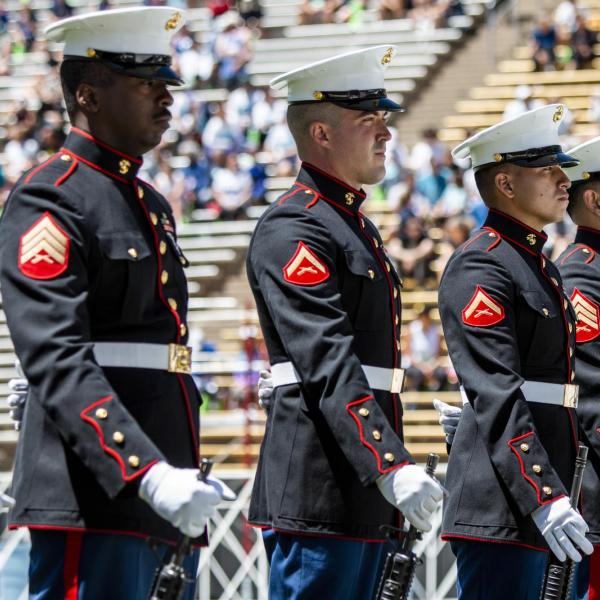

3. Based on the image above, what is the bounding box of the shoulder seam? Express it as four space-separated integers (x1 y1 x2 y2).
24 153 62 184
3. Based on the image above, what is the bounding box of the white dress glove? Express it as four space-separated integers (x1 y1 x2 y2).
376 464 445 532
7 360 28 431
0 491 15 513
531 496 593 562
432 398 462 444
139 461 236 538
257 369 273 411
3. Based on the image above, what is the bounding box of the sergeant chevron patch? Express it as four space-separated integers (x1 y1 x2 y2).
283 241 330 286
18 212 70 279
570 288 600 343
462 285 505 327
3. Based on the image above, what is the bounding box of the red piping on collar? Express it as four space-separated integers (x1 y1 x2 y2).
70 127 142 164
488 208 548 240
62 148 130 185
295 181 356 216
54 157 78 187
302 162 366 198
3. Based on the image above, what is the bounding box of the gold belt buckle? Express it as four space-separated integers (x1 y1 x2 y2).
562 383 578 408
390 368 405 394
168 343 192 374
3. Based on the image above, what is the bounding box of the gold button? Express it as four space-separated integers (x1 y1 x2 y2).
372 430 382 441
542 308 549 317
180 323 187 337
113 431 125 444
128 248 138 259
571 370 575 380
161 270 169 285
543 485 553 496
86 47 96 58
384 452 395 463
488 232 496 238
532 465 542 475
304 189 312 194
360 219 365 228
373 238 379 248
541 258 546 269
570 348 574 357
386 263 391 272
583 248 591 254
159 241 167 255
138 187 144 199
368 269 375 279
394 288 398 299
358 408 369 417
569 323 573 333
168 298 177 310
180 256 186 265
128 455 140 468
395 315 399 325
551 277 559 287
95 408 108 419
150 212 158 225
60 153 71 162
396 340 401 351
520 443 529 453
564 300 568 310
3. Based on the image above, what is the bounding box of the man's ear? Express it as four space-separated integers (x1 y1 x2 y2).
309 122 331 149
495 170 515 199
75 83 99 114
582 187 600 218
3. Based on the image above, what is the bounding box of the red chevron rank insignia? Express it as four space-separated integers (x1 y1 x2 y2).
570 288 600 343
18 212 70 280
283 241 330 286
462 285 505 327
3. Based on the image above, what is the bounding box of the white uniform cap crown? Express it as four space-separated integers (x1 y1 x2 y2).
270 45 399 105
44 7 185 58
452 104 573 170
564 137 600 183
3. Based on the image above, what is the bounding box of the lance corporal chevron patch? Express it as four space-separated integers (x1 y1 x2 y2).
283 241 330 286
462 285 505 327
18 212 70 279
570 288 600 343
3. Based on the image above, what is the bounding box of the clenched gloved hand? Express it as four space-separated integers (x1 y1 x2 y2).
432 398 462 444
257 369 273 411
139 461 236 538
7 359 27 431
377 464 445 532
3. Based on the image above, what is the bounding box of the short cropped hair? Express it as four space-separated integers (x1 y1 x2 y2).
60 60 116 118
473 163 514 206
286 103 342 157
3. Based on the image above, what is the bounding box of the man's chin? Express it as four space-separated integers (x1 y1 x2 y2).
360 167 386 187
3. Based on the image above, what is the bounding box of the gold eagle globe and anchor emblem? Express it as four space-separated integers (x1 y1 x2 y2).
526 233 537 246
165 12 182 31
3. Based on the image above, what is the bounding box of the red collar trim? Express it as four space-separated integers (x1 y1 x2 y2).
302 161 366 199
69 127 142 165
488 208 548 240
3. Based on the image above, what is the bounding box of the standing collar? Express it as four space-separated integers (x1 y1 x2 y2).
484 208 548 254
62 127 142 183
575 226 600 254
297 162 366 214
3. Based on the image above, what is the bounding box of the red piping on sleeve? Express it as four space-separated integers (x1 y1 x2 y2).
80 396 158 482
346 395 409 475
507 431 545 504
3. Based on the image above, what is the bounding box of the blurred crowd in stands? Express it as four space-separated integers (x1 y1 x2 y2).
0 0 595 398
531 0 598 70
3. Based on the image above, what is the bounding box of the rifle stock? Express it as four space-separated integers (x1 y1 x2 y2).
539 444 588 600
374 453 440 600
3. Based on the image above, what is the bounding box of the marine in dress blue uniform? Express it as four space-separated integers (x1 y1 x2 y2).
246 46 444 600
0 8 233 599
438 105 593 600
557 137 600 600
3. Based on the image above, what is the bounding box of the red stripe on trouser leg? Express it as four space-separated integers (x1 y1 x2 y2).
63 532 83 600
590 545 600 600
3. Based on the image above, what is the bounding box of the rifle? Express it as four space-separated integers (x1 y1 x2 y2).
148 458 213 600
374 453 440 600
539 444 588 600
